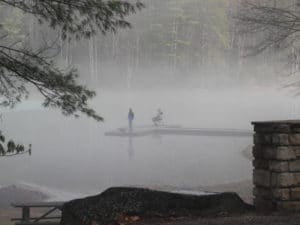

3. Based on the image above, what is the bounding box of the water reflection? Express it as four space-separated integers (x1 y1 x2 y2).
128 136 134 158
127 134 164 158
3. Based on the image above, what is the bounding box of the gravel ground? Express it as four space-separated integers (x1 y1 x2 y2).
136 214 300 225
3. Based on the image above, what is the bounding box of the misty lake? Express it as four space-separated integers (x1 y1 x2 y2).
0 88 299 200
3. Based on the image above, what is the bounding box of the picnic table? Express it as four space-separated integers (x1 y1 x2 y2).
11 201 65 225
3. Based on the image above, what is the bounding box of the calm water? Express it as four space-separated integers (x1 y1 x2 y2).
0 88 298 199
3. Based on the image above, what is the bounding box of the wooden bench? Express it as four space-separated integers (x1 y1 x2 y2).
11 201 65 225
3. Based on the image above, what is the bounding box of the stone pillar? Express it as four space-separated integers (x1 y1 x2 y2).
252 121 300 212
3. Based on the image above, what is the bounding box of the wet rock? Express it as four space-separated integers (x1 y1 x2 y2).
60 187 253 225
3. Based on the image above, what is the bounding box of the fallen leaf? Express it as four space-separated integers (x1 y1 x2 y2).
130 216 140 222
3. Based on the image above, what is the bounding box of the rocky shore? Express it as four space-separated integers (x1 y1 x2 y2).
61 187 253 225
59 186 300 225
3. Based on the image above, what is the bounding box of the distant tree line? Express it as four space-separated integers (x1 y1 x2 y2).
45 0 286 89
5 0 296 90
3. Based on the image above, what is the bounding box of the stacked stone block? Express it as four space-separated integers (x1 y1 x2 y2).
252 121 300 211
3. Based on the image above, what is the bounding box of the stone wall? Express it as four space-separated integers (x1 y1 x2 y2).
252 121 300 211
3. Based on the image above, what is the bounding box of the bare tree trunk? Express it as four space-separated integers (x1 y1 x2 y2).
170 16 178 73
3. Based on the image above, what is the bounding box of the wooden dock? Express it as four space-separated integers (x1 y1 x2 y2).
105 125 253 138
11 201 65 225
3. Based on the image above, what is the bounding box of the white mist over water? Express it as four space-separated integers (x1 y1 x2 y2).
0 87 299 200
17 182 85 201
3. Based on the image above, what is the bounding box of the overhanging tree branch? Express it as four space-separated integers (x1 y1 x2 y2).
0 0 144 156
1 0 144 40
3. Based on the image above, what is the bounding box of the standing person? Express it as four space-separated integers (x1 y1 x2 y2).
128 108 134 132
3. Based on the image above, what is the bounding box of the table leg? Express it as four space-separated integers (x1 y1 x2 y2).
22 207 30 222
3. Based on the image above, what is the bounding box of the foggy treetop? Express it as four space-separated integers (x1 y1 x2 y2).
236 0 300 56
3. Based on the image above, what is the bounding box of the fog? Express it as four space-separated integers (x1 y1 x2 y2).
0 87 299 200
1 0 300 201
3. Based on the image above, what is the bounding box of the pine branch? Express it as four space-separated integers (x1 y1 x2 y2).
0 0 144 40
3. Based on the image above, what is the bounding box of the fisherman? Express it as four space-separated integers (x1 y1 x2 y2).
128 108 134 131
152 109 163 126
